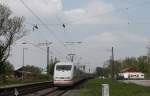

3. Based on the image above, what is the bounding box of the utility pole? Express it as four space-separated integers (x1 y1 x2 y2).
67 53 76 62
22 48 25 81
147 43 150 65
47 46 50 71
22 48 25 68
20 42 28 81
64 41 82 62
22 47 28 81
111 46 115 79
38 42 52 74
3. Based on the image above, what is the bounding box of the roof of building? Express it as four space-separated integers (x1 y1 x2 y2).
120 67 139 73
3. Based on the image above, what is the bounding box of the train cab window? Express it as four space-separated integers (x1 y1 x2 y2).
56 65 72 71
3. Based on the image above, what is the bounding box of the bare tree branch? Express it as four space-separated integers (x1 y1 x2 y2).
0 4 25 64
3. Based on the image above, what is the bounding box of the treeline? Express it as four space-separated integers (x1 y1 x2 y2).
0 57 59 85
0 61 51 84
96 55 150 77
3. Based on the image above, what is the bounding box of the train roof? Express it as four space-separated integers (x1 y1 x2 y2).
55 62 74 65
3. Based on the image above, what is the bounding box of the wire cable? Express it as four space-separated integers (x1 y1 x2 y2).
19 0 69 55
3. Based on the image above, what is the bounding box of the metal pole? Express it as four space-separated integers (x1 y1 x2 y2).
22 48 25 81
147 45 150 65
38 42 52 74
111 47 114 79
23 48 25 67
68 54 75 62
47 46 49 74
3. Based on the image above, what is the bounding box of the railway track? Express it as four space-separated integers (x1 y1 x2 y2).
44 88 68 96
0 81 53 96
0 81 82 96
44 78 89 96
0 76 93 96
0 80 83 96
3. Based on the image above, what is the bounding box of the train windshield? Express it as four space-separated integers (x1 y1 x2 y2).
56 65 72 71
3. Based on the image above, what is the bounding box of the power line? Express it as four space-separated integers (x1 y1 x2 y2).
19 0 69 54
25 22 61 26
30 43 46 52
23 0 150 26
42 2 66 28
15 42 47 52
15 42 67 63
34 42 67 59
51 46 66 57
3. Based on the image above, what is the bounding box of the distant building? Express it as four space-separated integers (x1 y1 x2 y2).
118 67 144 80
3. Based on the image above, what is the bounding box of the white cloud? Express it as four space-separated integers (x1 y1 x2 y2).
86 0 114 15
63 0 115 24
6 0 119 24
85 32 148 46
6 0 62 18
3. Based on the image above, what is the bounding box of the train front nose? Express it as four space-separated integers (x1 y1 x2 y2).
54 76 73 86
53 63 73 86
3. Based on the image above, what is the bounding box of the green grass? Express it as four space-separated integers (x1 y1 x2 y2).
80 78 150 96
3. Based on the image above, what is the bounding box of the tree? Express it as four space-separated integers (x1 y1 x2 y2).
122 57 137 68
0 61 14 80
137 56 148 73
21 65 42 75
114 60 122 74
47 57 59 75
95 67 104 76
4 61 14 76
0 4 25 82
102 60 112 78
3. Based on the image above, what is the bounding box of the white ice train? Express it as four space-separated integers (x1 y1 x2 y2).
53 62 84 86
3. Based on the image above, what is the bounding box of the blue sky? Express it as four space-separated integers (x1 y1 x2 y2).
1 0 150 72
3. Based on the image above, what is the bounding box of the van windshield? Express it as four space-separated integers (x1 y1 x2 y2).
56 65 72 71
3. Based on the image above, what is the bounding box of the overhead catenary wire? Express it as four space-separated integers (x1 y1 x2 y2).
23 0 150 27
19 0 61 41
19 0 69 55
50 46 68 61
18 0 150 63
15 42 66 62
15 42 46 52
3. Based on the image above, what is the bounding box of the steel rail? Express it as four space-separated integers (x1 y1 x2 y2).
43 89 68 96
0 81 53 96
